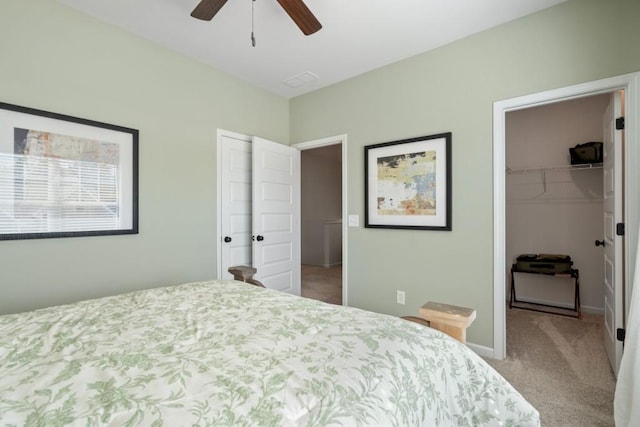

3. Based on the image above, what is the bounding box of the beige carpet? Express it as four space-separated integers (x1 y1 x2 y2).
485 309 616 426
301 264 342 305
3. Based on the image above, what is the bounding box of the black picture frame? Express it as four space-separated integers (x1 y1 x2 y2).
0 101 139 240
364 132 451 230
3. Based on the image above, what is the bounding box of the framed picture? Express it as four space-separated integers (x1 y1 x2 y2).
0 102 138 240
365 132 451 230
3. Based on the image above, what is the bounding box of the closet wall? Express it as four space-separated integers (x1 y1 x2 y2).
506 94 610 313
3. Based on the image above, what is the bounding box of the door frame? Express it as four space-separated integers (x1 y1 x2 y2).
293 134 349 306
493 72 640 359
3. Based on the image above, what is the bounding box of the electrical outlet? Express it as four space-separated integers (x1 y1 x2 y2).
396 290 405 305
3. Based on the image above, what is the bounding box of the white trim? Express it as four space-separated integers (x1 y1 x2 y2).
293 134 346 151
493 72 640 359
467 342 495 359
216 129 251 279
493 104 508 360
583 305 605 316
293 135 349 306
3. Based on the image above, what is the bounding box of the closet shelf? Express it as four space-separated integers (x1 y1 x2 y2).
506 163 603 175
507 163 603 194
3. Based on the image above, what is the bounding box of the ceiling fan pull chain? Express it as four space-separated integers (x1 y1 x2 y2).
251 0 256 47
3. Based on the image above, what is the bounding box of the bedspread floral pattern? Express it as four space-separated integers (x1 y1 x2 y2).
0 281 539 426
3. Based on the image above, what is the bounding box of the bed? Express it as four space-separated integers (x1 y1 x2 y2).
0 279 539 426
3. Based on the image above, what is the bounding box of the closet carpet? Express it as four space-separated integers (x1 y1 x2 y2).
301 264 342 305
485 309 616 426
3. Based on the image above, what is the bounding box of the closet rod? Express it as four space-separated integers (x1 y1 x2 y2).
506 163 603 175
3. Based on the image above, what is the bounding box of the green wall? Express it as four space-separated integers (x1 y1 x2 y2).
290 0 640 348
0 0 289 314
3 0 640 350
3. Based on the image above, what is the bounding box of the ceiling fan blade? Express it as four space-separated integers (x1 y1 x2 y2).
276 0 322 35
191 0 229 21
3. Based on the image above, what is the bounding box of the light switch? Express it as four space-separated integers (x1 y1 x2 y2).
348 215 359 227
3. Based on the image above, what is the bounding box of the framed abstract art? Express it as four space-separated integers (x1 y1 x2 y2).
364 132 451 230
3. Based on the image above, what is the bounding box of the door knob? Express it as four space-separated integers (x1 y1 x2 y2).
256 235 264 241
224 236 232 243
595 239 605 247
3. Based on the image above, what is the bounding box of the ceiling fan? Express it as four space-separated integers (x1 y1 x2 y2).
191 0 322 36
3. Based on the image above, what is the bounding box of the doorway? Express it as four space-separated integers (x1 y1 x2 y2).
493 72 640 363
505 94 610 317
504 94 616 386
299 144 343 304
293 135 348 306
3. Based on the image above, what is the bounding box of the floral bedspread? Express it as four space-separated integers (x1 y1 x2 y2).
0 281 539 426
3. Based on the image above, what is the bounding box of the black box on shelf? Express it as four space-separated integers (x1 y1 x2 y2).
569 142 603 165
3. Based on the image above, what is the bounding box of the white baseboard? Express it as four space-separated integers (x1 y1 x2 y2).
467 342 495 359
581 305 604 315
508 297 604 316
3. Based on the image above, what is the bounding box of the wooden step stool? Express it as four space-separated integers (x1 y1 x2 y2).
419 301 476 343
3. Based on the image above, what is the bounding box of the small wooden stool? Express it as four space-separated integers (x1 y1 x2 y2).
419 301 476 343
401 316 431 327
228 266 265 288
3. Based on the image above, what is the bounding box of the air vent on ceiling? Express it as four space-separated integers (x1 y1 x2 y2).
282 71 318 88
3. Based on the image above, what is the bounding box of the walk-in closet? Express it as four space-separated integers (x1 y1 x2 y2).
506 94 611 315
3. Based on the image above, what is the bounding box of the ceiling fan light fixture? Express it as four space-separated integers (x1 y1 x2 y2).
275 0 322 35
190 0 321 36
191 0 228 20
251 0 256 47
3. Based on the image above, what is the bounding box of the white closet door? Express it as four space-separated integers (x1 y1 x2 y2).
219 135 253 279
603 90 624 376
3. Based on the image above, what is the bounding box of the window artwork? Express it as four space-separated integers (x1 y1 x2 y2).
0 102 138 240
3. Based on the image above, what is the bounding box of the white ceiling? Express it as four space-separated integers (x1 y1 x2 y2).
57 0 567 99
